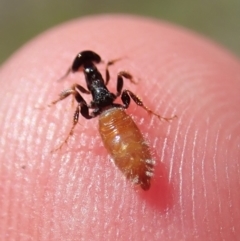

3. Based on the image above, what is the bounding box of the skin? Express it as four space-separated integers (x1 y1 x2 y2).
0 15 239 240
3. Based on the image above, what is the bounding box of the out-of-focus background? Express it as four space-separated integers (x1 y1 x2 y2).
1 0 240 65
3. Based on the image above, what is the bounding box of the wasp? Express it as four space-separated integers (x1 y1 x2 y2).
50 50 175 190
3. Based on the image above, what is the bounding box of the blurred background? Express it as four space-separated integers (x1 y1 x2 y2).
1 0 239 65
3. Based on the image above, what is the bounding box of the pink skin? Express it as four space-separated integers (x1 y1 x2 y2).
0 15 240 240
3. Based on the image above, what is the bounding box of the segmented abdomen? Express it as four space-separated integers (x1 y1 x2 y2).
99 108 154 190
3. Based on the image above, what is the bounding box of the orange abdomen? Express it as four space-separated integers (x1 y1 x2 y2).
98 108 154 190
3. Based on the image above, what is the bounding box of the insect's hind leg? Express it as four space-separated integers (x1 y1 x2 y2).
121 89 176 121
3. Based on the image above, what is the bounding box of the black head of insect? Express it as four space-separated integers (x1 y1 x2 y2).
71 50 102 72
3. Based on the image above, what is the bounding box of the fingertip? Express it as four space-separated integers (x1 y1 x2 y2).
1 15 239 241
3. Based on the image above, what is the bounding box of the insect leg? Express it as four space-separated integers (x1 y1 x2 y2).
74 92 93 120
75 84 90 94
115 70 137 97
118 71 137 84
51 85 93 151
49 88 74 107
52 104 81 152
121 89 131 108
105 58 122 85
121 90 176 121
115 75 124 97
49 83 90 107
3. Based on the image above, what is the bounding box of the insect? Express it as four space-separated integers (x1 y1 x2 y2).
50 50 175 190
